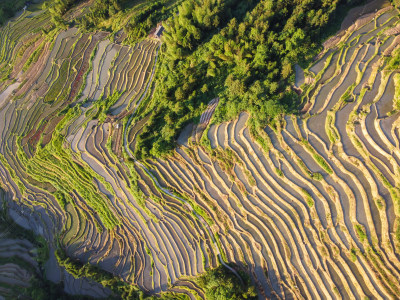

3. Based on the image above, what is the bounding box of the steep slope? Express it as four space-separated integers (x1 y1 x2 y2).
1 1 400 300
136 4 400 298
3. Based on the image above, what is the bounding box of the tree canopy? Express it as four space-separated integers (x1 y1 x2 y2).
197 265 257 300
0 0 26 25
135 0 364 159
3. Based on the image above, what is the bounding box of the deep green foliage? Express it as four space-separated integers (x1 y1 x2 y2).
94 91 122 123
56 246 198 300
312 172 323 181
301 139 333 174
197 265 257 300
0 0 26 26
45 0 173 33
77 0 177 37
124 1 166 42
16 105 120 230
44 0 82 28
135 0 360 159
77 0 123 30
45 0 81 15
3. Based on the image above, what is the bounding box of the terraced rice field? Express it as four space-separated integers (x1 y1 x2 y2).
135 5 400 298
0 199 38 299
2 2 400 299
0 6 168 297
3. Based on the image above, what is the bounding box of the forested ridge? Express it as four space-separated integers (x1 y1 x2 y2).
134 0 365 158
45 0 181 39
0 0 28 25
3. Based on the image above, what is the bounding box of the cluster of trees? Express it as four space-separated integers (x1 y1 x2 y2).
197 265 257 299
44 0 123 29
135 0 256 158
125 1 166 43
45 0 175 41
135 0 364 158
0 0 26 25
163 0 250 57
43 0 82 27
78 0 124 30
81 0 176 40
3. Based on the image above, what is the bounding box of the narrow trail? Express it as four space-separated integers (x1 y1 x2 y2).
123 44 243 284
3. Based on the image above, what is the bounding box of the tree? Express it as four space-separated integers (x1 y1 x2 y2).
197 265 257 300
135 0 359 159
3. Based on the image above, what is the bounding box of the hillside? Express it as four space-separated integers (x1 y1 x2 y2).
1 0 400 299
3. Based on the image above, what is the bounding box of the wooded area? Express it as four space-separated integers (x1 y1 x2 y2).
197 265 257 300
135 0 365 158
0 0 27 25
45 0 177 38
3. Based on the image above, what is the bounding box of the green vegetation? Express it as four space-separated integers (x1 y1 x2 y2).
326 113 339 143
135 0 365 158
45 0 180 37
55 247 145 299
301 189 314 208
25 277 95 300
77 0 135 31
312 172 323 181
124 1 176 43
17 105 120 230
387 46 400 70
354 224 367 243
0 201 92 300
275 168 284 177
44 0 82 28
2 1 400 299
390 0 400 9
197 265 257 300
23 41 46 72
0 0 26 25
375 197 384 210
94 91 122 123
301 139 333 174
56 247 198 300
